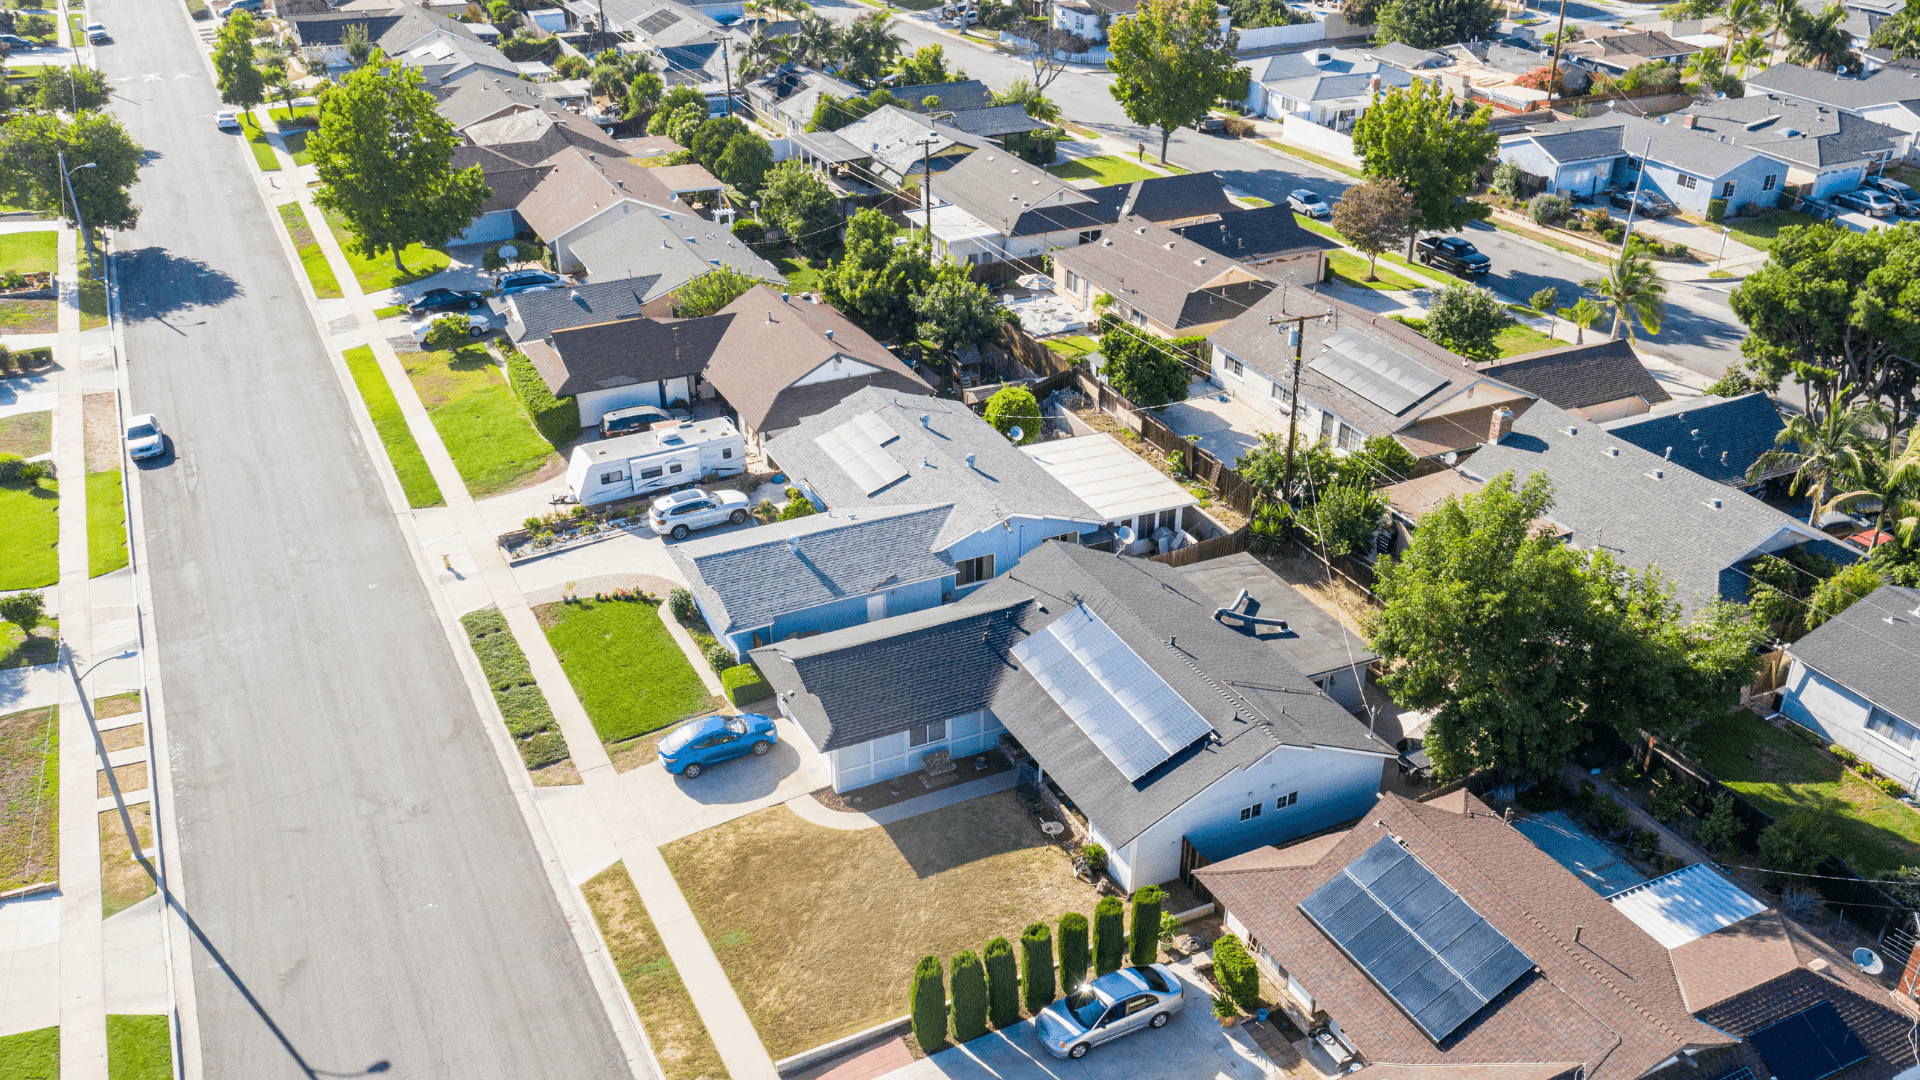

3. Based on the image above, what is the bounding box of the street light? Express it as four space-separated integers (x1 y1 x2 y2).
57 154 101 280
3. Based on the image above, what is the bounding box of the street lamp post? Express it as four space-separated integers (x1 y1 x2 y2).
56 151 100 280
1716 225 1730 273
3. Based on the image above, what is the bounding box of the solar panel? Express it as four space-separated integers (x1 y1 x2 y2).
1300 837 1533 1043
1750 1002 1869 1080
814 411 908 495
1010 605 1213 782
638 7 681 32
1307 330 1449 416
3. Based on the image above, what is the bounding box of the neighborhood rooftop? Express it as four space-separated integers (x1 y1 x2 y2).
1781 584 1920 727
1599 392 1788 488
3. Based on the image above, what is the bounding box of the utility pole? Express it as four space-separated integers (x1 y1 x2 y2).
57 150 99 281
1546 0 1570 106
1271 307 1331 500
1615 134 1653 261
918 135 937 236
721 38 733 117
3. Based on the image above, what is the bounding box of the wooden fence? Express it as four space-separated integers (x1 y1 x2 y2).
1085 377 1263 518
1150 527 1249 567
998 323 1083 380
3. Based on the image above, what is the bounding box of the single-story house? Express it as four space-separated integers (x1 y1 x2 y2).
1779 584 1920 791
433 70 565 131
1480 338 1671 422
832 105 986 185
564 206 784 301
1242 47 1415 131
509 148 688 272
504 277 656 346
1052 217 1275 338
286 9 406 65
1745 62 1920 162
745 64 867 136
645 163 727 203
1017 432 1206 554
1178 551 1377 712
450 110 638 243
397 32 521 90
521 312 730 426
1599 392 1792 493
1171 204 1339 283
755 541 1396 890
1673 93 1905 199
1050 0 1139 43
885 78 994 114
1562 28 1699 74
1499 113 1790 216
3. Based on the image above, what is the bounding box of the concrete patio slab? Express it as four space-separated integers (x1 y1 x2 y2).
785 770 1021 831
1159 386 1277 470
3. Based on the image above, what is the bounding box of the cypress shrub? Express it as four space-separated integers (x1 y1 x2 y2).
950 949 988 1042
984 936 1020 1028
1021 923 1056 1013
504 349 581 448
1129 885 1165 967
910 955 947 1053
1058 912 1089 991
1092 896 1126 977
1213 933 1259 1013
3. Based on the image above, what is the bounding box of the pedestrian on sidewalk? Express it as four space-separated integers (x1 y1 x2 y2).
1136 141 1144 162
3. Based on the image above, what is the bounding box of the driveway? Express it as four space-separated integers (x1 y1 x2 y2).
615 713 831 844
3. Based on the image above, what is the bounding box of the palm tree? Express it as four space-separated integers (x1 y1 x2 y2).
736 23 787 82
1748 394 1888 525
1824 423 1920 544
991 78 1061 124
1730 32 1771 77
342 22 373 67
794 12 839 69
1557 298 1603 344
1579 248 1666 340
1686 45 1725 86
1766 0 1796 60
841 11 904 86
1785 2 1857 70
1721 0 1768 63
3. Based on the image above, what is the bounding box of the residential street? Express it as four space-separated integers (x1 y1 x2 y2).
98 3 632 1078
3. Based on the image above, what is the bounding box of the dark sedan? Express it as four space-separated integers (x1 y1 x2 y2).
406 288 486 315
1608 189 1674 218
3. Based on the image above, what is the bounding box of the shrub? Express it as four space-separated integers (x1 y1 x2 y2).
1129 886 1165 967
754 498 776 521
1222 116 1256 137
0 453 49 484
1696 794 1740 853
1517 780 1566 812
731 218 767 246
668 587 696 623
1491 160 1522 200
1528 192 1570 225
1058 912 1089 991
423 315 472 351
1092 896 1126 976
910 955 947 1053
1021 923 1056 1013
1650 780 1690 823
505 349 581 448
1706 197 1727 224
984 936 1020 1028
779 497 816 520
1577 779 1596 812
984 385 1042 445
949 949 988 1043
1759 812 1834 878
1594 795 1628 832
1878 777 1904 797
1657 853 1685 873
0 591 46 635
702 639 735 673
1602 226 1624 243
1829 743 1856 765
1777 884 1824 921
521 730 569 768
1212 933 1259 1013
1081 842 1107 871
721 663 771 705
1632 828 1660 852
1529 286 1558 314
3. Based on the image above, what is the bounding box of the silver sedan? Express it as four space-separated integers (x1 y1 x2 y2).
1034 965 1186 1059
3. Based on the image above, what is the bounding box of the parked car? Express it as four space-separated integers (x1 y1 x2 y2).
406 288 486 315
1607 189 1673 218
657 713 778 778
1414 235 1492 276
407 311 496 344
85 22 108 42
1195 116 1225 133
125 414 166 460
0 33 35 49
600 403 691 438
648 487 751 539
1286 189 1331 218
215 110 241 130
495 268 563 297
1865 174 1920 214
219 0 264 17
1833 187 1898 218
1035 965 1185 1060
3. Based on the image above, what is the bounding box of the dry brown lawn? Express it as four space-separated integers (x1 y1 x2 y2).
662 790 1104 1059
97 762 147 799
0 704 58 892
83 392 119 472
99 725 145 753
94 692 142 719
582 864 727 1080
0 410 50 458
1257 547 1376 639
100 804 156 917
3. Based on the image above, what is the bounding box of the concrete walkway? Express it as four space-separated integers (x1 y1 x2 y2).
784 770 1021 831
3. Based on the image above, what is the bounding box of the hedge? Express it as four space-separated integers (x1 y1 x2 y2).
910 955 947 1053
505 348 581 449
1213 933 1259 1013
1092 895 1126 977
984 936 1020 1029
1706 197 1727 224
1129 885 1165 968
950 949 988 1043
460 608 567 770
1059 912 1089 991
1021 923 1056 1014
721 662 771 705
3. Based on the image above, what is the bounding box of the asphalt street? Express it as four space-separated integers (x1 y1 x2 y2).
98 4 632 1078
810 0 1745 380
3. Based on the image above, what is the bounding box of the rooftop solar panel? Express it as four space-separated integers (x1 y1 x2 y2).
1299 837 1534 1043
1307 330 1448 417
1010 605 1212 782
1751 1002 1869 1080
814 411 908 495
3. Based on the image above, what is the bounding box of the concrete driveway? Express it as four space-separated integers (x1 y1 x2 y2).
1160 383 1277 470
615 713 831 844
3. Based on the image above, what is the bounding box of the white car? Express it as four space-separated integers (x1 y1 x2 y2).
649 488 751 540
125 414 165 460
409 311 497 344
1287 188 1331 218
85 21 108 42
215 110 241 131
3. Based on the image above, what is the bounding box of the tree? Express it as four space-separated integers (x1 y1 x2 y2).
1303 482 1389 558
33 66 109 114
1580 246 1666 341
0 591 44 636
1696 794 1741 853
1728 222 1920 426
647 85 709 136
914 269 1004 354
213 12 266 121
1372 0 1498 48
1351 80 1497 257
897 44 961 85
308 66 491 272
1105 0 1245 164
842 11 905 86
1871 0 1920 58
1059 912 1090 991
0 111 144 230
624 72 665 122
809 88 903 132
489 0 514 24
1422 281 1511 361
911 955 947 1051
1759 811 1835 881
1128 886 1164 968
984 386 1043 445
993 78 1062 124
823 209 937 340
263 59 301 122
676 266 760 318
1020 923 1056 1013
1212 933 1259 1013
1227 0 1302 28
1748 399 1886 524
1827 426 1920 548
1237 431 1336 503
1530 286 1559 315
794 11 841 69
1098 320 1189 407
715 131 773 194
759 160 839 256
983 937 1020 1029
736 22 787 82
1329 177 1412 281
1092 896 1126 976
949 949 988 1042
341 22 375 66
1786 1 1858 70
1807 560 1884 631
1558 297 1602 344
1337 433 1418 488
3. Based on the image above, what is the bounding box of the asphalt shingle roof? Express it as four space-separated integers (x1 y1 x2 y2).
930 149 1112 237
1050 217 1274 331
289 10 404 46
888 79 994 113
1786 584 1920 722
1746 62 1920 113
1678 93 1905 168
1173 205 1343 264
1480 339 1671 413
1513 113 1771 177
941 104 1048 138
1599 392 1786 488
525 313 731 396
566 204 785 287
704 289 931 436
505 278 657 344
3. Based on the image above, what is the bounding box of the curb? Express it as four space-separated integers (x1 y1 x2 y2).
0 881 58 900
776 1014 915 1077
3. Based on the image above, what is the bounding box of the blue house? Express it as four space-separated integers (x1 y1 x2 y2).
1499 114 1789 217
1779 585 1920 793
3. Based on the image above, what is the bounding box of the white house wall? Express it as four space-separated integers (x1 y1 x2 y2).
943 516 1102 596
1780 659 1920 789
826 708 1007 791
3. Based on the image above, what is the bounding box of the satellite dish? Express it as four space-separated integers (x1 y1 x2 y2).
1007 426 1024 443
1855 948 1884 975
1112 525 1135 555
498 244 519 260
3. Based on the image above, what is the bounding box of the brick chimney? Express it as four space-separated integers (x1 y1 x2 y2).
1490 407 1516 444
1683 113 1697 128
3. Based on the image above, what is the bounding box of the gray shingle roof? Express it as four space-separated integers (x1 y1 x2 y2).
1746 62 1920 113
1050 216 1275 331
506 277 658 344
1678 93 1905 168
835 106 986 177
1367 41 1446 69
1480 339 1671 413
289 10 404 47
931 149 1114 238
1514 113 1772 178
1172 205 1340 264
1460 401 1833 614
1786 585 1920 723
567 204 786 287
888 79 994 113
1177 552 1377 680
525 313 731 396
670 505 956 639
941 104 1048 138
1600 392 1787 488
766 388 1100 550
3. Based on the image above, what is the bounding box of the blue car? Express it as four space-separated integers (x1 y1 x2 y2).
658 713 777 778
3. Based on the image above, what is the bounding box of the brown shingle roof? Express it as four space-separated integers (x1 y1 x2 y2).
1051 216 1274 331
1667 909 1800 1013
530 314 733 396
704 286 933 434
513 148 683 239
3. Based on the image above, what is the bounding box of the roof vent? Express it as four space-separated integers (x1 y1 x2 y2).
1166 241 1177 250
1566 425 1579 436
1664 446 1672 460
1690 428 1701 439
663 239 672 248
787 536 799 554
1195 256 1207 265
825 329 834 341
920 413 931 428
1606 447 1619 456
966 452 977 468
1137 226 1147 234
782 292 790 302
1651 468 1665 479
1707 498 1723 509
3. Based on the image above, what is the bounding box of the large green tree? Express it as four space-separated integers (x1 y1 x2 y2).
1871 0 1920 58
1785 2 1858 70
213 11 266 119
33 67 108 114
821 208 936 340
308 66 491 271
1328 176 1411 281
1351 79 1497 257
1105 0 1246 164
759 160 840 255
1373 0 1499 47
842 11 905 86
0 111 143 230
1098 318 1191 407
913 267 1004 354
1422 281 1511 361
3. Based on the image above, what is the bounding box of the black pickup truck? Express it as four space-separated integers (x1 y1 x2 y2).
1414 235 1492 277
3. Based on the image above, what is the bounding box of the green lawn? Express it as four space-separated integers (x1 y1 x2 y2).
768 250 823 295
281 128 313 167
323 209 451 292
278 202 341 299
1724 210 1820 253
0 230 56 275
0 410 50 457
583 864 728 1080
1329 251 1424 291
106 1014 172 1080
1048 154 1159 186
76 230 106 329
0 478 58 590
402 343 558 497
1691 710 1920 877
0 1026 57 1080
1494 320 1560 358
342 345 443 508
373 304 405 319
245 122 281 171
88 469 127 577
542 598 712 744
1258 138 1363 179
1 616 58 669
1046 333 1099 363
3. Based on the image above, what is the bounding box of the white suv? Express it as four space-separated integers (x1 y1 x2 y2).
649 488 751 540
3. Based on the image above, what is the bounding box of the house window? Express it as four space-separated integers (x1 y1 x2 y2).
1240 802 1263 821
639 466 664 480
1053 532 1081 544
1077 231 1102 244
908 719 947 747
1271 380 1290 402
956 554 995 586
1625 156 1642 171
1866 708 1917 751
1228 357 1245 378
1676 173 1698 189
1337 424 1361 452
1319 411 1335 440
1129 309 1147 328
1763 174 1778 191
1276 791 1299 810
1721 181 1736 198
599 470 625 484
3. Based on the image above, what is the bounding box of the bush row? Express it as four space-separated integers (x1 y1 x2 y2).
720 662 770 705
504 348 582 449
460 608 568 769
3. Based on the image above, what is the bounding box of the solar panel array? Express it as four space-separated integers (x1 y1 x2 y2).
1307 330 1448 416
814 411 907 496
1750 1001 1868 1080
1010 605 1213 782
1300 837 1534 1043
638 8 682 33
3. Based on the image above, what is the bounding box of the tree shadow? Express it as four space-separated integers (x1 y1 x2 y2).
112 247 243 322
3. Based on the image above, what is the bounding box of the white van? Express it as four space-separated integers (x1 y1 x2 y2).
566 417 746 505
